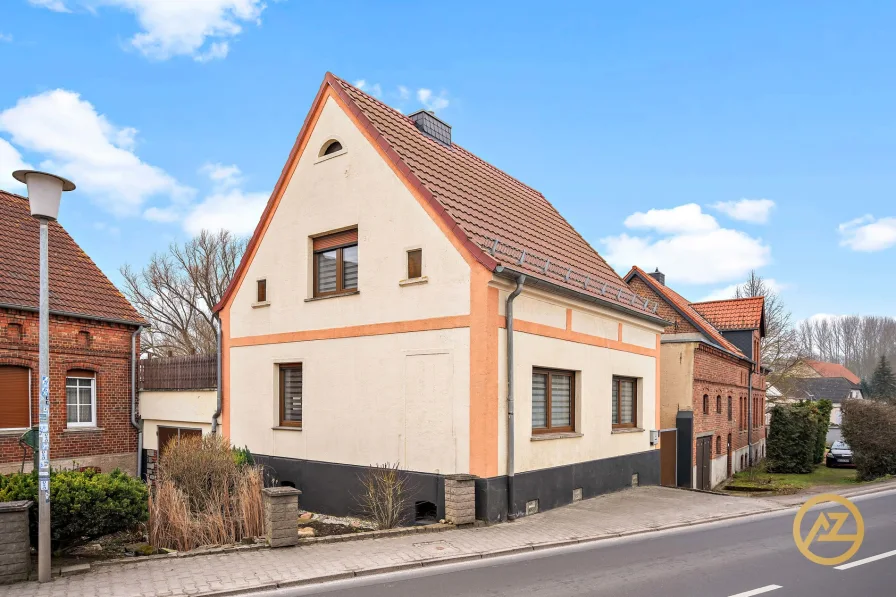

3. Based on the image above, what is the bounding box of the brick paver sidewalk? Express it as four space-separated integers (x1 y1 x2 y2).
2 487 784 597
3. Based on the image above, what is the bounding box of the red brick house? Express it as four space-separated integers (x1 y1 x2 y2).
624 267 766 490
0 190 144 475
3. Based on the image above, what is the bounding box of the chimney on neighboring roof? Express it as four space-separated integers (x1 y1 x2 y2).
649 268 665 285
409 110 451 146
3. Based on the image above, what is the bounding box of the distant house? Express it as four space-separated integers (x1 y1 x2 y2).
779 377 863 444
624 268 767 490
213 73 668 522
0 190 145 474
791 358 861 385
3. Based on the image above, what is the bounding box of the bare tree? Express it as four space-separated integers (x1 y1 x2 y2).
734 271 804 390
121 230 246 357
797 315 896 382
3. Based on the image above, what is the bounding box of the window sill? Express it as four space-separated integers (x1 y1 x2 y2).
398 276 428 287
611 427 645 434
271 426 302 432
531 432 583 441
64 426 103 433
304 290 360 302
0 428 30 437
252 301 271 309
314 149 347 164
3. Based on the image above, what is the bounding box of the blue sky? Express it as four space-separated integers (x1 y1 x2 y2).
2 1 895 321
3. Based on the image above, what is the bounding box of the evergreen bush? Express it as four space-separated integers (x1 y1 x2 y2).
842 399 896 481
814 400 834 465
767 404 816 473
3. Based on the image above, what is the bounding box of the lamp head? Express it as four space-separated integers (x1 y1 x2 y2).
12 170 76 220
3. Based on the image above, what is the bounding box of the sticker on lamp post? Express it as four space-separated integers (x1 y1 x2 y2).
41 376 49 398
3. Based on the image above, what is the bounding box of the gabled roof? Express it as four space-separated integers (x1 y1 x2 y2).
0 190 144 325
691 296 766 336
215 73 665 325
791 377 861 403
623 266 747 360
803 359 861 385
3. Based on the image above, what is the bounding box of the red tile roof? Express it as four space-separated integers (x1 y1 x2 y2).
215 73 665 323
804 360 861 385
691 297 765 333
0 190 144 325
623 266 749 359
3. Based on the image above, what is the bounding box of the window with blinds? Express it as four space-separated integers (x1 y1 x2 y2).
313 229 358 297
66 370 96 427
0 366 30 429
279 364 303 427
611 376 637 428
532 368 575 433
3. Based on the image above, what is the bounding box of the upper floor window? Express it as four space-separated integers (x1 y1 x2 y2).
703 394 709 415
313 229 358 297
407 249 423 279
256 279 267 303
727 396 733 421
532 368 575 433
716 395 722 414
612 376 638 428
66 370 96 427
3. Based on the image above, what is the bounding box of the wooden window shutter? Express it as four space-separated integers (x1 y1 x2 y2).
313 229 358 252
0 366 30 429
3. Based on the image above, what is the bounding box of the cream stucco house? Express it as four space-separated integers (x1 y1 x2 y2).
213 73 668 522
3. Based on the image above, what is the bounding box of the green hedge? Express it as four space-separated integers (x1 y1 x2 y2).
813 400 834 464
842 399 896 481
0 469 148 549
767 404 817 473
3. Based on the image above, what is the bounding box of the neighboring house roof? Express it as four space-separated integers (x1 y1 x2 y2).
215 73 665 325
791 377 861 403
691 296 766 336
623 266 748 360
802 359 861 385
0 190 144 325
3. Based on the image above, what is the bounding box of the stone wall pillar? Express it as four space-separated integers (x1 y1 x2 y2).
0 500 32 584
262 487 302 548
444 474 476 525
145 449 158 485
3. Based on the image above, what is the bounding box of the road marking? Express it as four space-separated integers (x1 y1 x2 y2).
728 586 782 597
834 548 896 570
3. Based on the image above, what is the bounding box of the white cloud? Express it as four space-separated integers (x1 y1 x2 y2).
417 88 449 112
710 198 775 224
0 33 12 43
93 221 120 237
397 85 410 100
142 206 181 223
624 203 719 234
353 80 382 98
698 278 784 302
31 0 267 61
0 138 33 192
200 162 243 188
602 203 771 285
183 188 267 236
838 215 896 252
0 89 192 216
28 0 70 12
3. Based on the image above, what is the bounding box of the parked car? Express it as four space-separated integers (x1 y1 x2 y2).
826 440 854 468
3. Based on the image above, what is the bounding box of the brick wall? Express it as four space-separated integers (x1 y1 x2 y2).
0 307 139 472
692 344 766 466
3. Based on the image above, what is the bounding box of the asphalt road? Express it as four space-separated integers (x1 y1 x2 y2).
259 489 896 597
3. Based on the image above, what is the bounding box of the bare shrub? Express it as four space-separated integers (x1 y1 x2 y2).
148 435 265 551
355 463 411 530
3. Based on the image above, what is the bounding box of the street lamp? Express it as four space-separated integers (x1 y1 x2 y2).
12 170 76 584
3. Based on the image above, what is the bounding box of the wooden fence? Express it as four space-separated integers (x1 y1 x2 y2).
139 354 217 390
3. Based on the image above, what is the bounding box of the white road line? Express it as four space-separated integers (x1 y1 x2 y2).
834 549 896 570
728 586 783 597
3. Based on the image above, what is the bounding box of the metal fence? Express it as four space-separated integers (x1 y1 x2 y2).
139 354 217 390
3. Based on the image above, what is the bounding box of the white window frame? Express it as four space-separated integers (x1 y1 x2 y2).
65 374 97 428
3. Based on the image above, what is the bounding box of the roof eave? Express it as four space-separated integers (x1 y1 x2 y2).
495 266 670 328
0 302 147 327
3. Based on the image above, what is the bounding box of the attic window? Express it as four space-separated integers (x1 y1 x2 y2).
321 140 343 156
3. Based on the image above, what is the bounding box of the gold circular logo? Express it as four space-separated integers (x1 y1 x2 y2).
793 493 864 566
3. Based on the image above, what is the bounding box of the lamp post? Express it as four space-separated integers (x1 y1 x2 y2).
12 170 76 584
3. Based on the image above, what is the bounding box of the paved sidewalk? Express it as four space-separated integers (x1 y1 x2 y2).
2 487 785 597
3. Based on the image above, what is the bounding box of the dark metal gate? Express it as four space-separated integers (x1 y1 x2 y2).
695 436 712 490
659 429 677 487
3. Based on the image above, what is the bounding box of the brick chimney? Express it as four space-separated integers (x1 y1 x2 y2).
409 110 451 146
649 268 665 285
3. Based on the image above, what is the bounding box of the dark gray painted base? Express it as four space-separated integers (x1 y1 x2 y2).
676 411 694 488
476 449 661 523
254 455 445 522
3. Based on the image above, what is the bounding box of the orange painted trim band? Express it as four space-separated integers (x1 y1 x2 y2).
566 309 573 331
230 315 471 347
617 322 623 342
499 318 658 358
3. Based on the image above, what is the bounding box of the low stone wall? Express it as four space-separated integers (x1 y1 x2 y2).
0 500 32 584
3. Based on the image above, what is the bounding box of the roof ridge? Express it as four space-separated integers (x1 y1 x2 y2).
691 296 764 306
